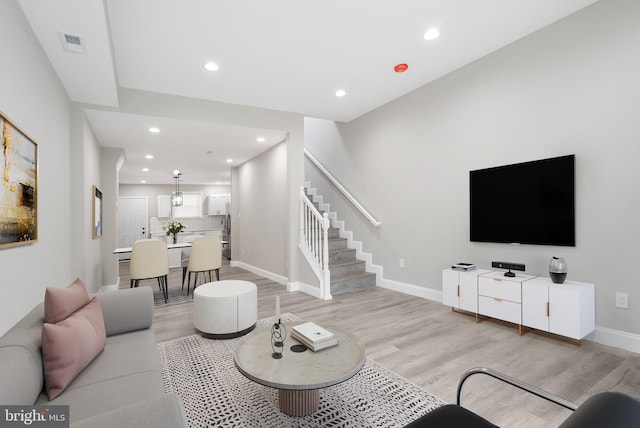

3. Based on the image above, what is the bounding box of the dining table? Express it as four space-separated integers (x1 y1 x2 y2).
113 241 193 254
113 240 228 268
113 240 228 254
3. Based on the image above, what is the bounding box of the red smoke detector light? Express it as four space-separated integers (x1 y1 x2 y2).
394 63 409 73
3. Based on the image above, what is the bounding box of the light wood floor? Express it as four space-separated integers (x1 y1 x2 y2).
120 260 640 427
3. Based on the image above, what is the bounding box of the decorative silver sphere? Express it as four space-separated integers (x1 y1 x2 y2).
549 257 568 284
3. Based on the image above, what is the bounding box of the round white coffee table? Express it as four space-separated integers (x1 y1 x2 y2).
193 280 257 338
234 323 366 416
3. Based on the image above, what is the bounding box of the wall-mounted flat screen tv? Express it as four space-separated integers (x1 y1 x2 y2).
470 154 575 246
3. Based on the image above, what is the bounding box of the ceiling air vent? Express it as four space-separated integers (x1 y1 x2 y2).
58 31 87 55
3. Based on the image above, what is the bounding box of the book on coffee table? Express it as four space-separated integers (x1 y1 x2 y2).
291 330 339 351
291 322 339 352
291 322 335 344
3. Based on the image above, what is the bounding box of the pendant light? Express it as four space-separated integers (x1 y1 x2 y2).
172 170 183 207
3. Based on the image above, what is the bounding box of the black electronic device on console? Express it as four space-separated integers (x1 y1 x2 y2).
491 261 525 277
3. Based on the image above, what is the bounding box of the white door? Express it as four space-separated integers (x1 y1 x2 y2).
118 197 148 260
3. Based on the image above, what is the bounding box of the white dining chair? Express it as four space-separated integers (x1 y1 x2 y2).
185 236 222 296
129 239 169 303
180 235 201 290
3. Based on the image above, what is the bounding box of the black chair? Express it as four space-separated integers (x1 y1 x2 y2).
405 367 640 428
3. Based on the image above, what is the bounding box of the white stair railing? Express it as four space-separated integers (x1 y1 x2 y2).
299 187 331 299
304 148 381 228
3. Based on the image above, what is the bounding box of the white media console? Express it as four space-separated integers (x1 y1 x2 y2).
442 268 595 343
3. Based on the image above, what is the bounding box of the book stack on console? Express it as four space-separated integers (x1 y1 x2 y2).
452 262 476 272
291 322 339 352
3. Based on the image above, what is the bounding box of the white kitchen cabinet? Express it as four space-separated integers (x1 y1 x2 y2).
205 194 229 215
157 195 171 218
523 277 595 340
159 193 204 218
442 268 490 313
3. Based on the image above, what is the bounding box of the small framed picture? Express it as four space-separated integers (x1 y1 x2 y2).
92 185 103 239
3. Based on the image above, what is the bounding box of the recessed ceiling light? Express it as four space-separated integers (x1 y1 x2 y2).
423 28 440 41
204 62 219 71
335 89 346 97
145 154 154 159
148 127 160 133
142 168 149 172
226 159 233 163
257 137 266 143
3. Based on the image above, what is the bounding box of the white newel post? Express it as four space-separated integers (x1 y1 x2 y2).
321 212 331 300
299 187 305 248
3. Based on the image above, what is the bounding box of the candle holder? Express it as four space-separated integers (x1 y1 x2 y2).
271 319 286 359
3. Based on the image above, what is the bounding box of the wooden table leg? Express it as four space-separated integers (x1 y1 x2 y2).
278 389 320 416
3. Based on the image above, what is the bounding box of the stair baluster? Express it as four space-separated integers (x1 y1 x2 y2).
300 187 331 299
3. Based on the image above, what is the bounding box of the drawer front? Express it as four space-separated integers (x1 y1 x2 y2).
479 296 521 324
478 278 521 302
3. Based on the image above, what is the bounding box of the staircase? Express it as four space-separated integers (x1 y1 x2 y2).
307 190 376 295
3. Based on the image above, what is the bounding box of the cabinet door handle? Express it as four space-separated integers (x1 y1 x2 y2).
494 298 503 302
493 278 502 282
457 285 460 297
546 302 550 317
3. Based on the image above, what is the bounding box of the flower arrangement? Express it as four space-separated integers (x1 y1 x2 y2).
162 219 186 243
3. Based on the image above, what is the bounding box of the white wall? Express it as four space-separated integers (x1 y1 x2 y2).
69 107 104 293
0 1 73 334
305 0 640 339
100 147 124 287
234 142 289 280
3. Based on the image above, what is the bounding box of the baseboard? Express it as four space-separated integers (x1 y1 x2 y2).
589 325 640 353
99 277 120 293
233 261 288 287
288 281 333 300
377 277 442 302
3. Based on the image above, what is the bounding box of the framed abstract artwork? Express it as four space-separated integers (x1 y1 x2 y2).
0 112 37 249
92 185 103 239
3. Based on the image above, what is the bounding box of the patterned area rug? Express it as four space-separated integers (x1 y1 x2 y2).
153 282 194 307
157 314 444 427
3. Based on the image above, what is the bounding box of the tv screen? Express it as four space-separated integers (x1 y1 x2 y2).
470 155 575 246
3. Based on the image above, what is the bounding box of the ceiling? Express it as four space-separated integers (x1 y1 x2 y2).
17 0 598 185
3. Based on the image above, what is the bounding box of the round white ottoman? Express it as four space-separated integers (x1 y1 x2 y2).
193 280 257 338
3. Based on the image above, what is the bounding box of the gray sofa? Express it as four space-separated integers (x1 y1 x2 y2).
0 286 188 428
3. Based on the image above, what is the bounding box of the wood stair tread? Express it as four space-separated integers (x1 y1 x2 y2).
328 247 355 254
330 270 376 282
329 259 364 267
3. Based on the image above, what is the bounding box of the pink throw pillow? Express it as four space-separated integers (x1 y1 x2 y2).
44 278 90 324
42 297 107 400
